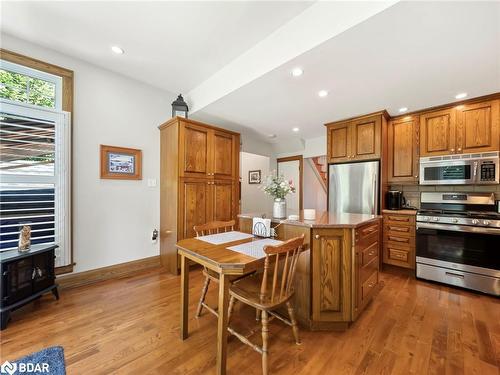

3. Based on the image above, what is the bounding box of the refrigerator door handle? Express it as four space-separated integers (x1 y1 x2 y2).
372 177 376 215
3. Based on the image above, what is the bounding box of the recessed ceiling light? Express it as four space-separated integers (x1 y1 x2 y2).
291 68 303 77
318 90 328 98
455 92 467 99
111 46 124 54
292 127 300 132
267 134 277 139
399 107 408 113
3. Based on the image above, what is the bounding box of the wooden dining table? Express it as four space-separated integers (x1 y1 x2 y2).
176 234 272 375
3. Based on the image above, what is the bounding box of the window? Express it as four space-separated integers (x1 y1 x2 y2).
0 60 62 110
0 61 71 268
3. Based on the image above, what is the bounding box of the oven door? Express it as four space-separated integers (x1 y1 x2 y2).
416 223 500 274
419 160 473 185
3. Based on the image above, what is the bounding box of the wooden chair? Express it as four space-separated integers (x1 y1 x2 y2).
227 235 305 375
193 220 236 318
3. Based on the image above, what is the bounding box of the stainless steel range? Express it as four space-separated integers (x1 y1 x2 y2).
416 192 500 296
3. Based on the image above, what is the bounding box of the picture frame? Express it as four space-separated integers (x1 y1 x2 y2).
100 145 142 180
248 170 261 184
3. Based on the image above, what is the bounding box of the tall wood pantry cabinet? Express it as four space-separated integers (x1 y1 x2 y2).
159 117 240 274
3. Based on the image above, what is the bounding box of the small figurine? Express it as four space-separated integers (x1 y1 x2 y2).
18 225 31 252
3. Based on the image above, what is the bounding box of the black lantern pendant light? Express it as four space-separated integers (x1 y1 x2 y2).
171 94 189 118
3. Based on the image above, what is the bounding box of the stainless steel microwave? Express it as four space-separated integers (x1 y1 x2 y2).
419 151 499 185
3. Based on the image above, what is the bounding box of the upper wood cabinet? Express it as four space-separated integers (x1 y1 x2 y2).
456 100 499 154
179 122 211 178
388 116 419 183
420 108 456 157
179 121 239 179
420 99 499 157
351 115 382 160
326 113 385 163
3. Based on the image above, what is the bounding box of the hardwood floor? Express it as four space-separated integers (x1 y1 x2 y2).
1 266 499 375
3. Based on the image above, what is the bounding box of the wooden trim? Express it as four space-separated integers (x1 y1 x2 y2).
57 256 161 289
100 144 142 180
1 48 75 273
277 155 303 210
158 116 240 136
391 92 500 120
55 264 75 275
324 110 390 127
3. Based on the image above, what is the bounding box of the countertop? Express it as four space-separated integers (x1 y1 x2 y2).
382 209 418 215
238 211 381 229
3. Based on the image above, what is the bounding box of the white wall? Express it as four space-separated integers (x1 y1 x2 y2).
240 152 272 214
274 135 326 159
2 34 175 273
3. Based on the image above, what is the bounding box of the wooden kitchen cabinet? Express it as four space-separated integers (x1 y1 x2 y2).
420 108 456 157
311 228 352 323
311 219 381 328
326 112 387 163
238 216 381 330
327 122 351 163
159 117 240 274
351 114 382 160
179 121 239 180
179 178 211 240
456 100 499 154
382 212 416 269
420 99 500 157
211 180 236 222
388 115 419 183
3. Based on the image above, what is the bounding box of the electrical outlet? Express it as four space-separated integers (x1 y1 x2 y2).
151 229 158 244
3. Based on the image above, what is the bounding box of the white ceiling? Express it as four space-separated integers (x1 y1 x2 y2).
0 1 312 93
198 1 500 141
2 1 499 146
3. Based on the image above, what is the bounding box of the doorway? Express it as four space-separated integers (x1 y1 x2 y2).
277 155 303 213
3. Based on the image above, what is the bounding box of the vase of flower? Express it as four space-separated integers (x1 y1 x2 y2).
262 172 295 219
273 198 287 219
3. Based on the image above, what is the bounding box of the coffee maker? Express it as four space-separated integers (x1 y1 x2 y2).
386 190 406 210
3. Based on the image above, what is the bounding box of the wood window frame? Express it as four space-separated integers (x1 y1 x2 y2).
1 48 75 274
277 155 303 210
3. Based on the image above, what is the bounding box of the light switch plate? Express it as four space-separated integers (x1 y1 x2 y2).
147 178 157 187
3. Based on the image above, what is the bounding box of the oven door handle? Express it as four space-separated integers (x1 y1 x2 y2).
417 222 500 235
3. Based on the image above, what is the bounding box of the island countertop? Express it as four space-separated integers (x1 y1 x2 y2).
238 210 381 229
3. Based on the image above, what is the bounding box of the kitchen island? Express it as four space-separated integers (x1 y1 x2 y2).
239 211 382 330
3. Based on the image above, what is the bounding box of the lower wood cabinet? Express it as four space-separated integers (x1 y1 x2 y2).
311 219 381 329
311 228 352 323
238 217 382 330
382 212 416 269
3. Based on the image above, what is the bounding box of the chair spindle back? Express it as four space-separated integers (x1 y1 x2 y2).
260 235 304 304
194 220 236 237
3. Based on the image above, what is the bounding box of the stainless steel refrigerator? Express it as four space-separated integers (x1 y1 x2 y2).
328 161 379 215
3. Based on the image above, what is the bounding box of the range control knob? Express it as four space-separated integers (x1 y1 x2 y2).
483 220 490 226
452 218 459 223
432 217 440 222
472 219 479 225
423 216 430 222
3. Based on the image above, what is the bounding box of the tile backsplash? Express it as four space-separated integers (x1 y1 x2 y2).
389 184 500 209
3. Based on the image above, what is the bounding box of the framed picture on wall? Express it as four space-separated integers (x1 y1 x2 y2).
100 145 142 180
248 170 261 184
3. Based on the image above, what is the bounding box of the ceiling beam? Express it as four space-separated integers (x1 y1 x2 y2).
186 0 398 114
